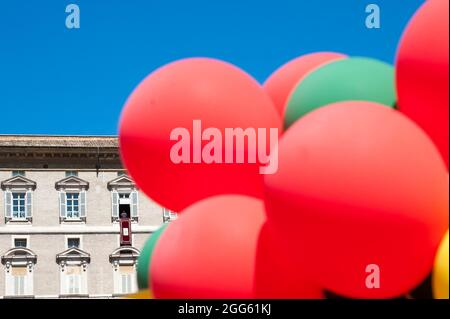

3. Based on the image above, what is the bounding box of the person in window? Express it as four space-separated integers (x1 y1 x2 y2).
121 212 128 219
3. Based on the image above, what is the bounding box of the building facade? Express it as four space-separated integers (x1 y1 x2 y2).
0 135 176 298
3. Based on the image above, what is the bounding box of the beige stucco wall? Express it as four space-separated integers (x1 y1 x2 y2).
0 170 164 227
0 168 167 298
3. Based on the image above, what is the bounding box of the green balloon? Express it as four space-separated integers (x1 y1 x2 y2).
137 224 168 289
284 57 396 129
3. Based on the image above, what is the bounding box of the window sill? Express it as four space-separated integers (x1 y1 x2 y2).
3 295 35 299
58 294 89 299
5 218 32 225
112 217 138 224
60 218 86 224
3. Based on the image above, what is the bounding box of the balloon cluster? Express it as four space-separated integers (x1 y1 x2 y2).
121 0 449 299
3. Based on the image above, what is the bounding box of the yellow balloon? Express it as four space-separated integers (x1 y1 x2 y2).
125 289 154 299
433 230 449 299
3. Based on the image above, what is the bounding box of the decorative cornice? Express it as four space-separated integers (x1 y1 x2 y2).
56 247 91 265
109 246 140 265
55 176 89 191
107 175 136 190
1 247 37 266
1 175 37 191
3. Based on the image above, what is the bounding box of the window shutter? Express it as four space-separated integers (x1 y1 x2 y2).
25 191 32 218
80 191 86 218
59 191 66 218
112 191 118 218
5 191 12 218
131 191 138 217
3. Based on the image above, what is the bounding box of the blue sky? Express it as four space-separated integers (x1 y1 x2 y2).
0 0 424 135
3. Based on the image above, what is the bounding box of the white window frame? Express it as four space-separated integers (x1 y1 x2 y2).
67 272 81 294
65 192 81 219
111 189 138 223
65 235 83 250
120 272 133 294
14 273 25 295
12 171 25 177
60 263 88 296
12 192 26 219
65 171 78 177
11 235 30 249
113 263 138 295
4 263 34 297
59 189 87 223
4 188 33 223
163 208 178 223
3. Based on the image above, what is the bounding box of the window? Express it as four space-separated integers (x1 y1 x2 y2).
66 193 80 218
59 191 86 221
107 175 137 222
12 171 25 177
68 274 81 294
14 275 25 295
65 171 78 177
112 263 138 295
67 238 80 249
110 247 139 295
163 208 178 223
14 238 27 248
118 193 130 218
6 265 33 297
2 248 36 297
56 249 89 296
119 193 130 199
4 191 33 222
121 273 133 294
66 267 82 294
13 268 26 296
56 175 88 223
111 190 138 221
12 193 26 219
2 175 35 223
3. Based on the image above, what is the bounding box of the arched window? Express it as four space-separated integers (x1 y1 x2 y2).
109 247 140 295
1 247 37 297
56 247 90 297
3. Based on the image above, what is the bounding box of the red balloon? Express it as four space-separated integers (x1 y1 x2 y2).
263 52 347 117
396 0 449 168
264 101 449 298
151 195 266 299
119 58 281 212
254 222 324 299
150 195 321 299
